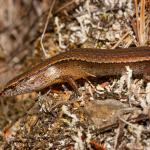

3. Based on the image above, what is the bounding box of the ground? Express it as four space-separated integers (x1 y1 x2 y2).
0 0 150 149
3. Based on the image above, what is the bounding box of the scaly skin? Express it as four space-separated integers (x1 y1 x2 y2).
0 47 150 97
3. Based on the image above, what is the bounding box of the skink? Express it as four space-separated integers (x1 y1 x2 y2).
0 47 150 97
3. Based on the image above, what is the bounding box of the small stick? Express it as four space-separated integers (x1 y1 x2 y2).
112 31 130 49
55 0 75 14
40 0 56 59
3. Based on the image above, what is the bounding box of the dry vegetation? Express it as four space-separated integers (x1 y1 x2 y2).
0 0 150 149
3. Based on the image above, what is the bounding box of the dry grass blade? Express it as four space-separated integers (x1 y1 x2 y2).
146 0 150 44
134 0 140 44
139 0 145 45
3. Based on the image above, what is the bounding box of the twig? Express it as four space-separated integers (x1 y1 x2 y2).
114 119 125 150
40 0 56 59
119 117 141 131
124 36 133 48
94 113 149 135
55 0 76 14
134 0 146 46
112 31 130 49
